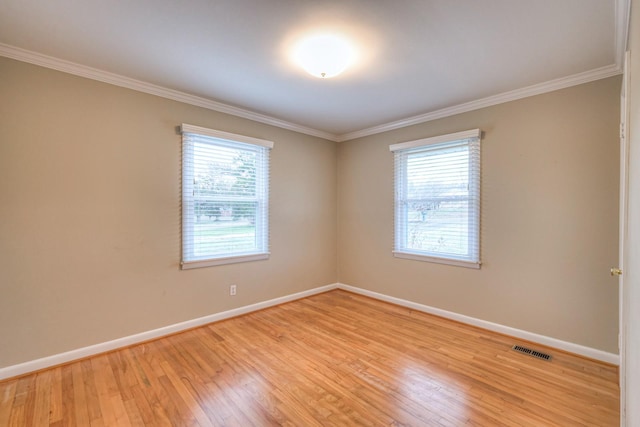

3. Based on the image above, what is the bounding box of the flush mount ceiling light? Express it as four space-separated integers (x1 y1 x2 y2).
292 33 356 79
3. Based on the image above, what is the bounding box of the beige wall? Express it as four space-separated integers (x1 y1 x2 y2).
337 77 621 353
0 53 623 369
0 57 337 368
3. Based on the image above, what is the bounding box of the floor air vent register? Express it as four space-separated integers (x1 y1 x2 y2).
511 345 552 361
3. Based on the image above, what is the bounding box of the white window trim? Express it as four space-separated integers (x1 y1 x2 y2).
390 129 481 269
181 124 273 269
181 253 270 270
392 252 480 269
389 129 480 152
181 123 274 149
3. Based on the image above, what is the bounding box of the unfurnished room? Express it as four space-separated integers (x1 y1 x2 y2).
1 1 640 426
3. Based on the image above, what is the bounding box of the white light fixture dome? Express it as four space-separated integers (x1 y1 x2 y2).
293 33 355 79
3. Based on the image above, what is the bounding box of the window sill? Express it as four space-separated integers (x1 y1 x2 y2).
181 253 270 270
393 251 481 269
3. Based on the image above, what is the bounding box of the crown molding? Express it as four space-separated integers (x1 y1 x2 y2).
337 63 622 142
0 42 624 144
0 43 339 142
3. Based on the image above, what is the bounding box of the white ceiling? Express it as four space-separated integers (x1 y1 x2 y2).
0 0 628 141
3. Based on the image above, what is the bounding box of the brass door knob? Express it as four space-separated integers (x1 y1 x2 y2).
610 267 623 276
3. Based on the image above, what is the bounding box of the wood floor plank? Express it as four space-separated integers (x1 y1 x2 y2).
222 320 353 426
122 396 145 426
126 345 177 426
70 362 91 426
165 333 260 426
91 354 133 427
159 359 214 426
77 359 102 426
47 368 63 425
0 290 620 426
0 379 17 426
32 370 52 426
9 374 36 426
129 383 169 427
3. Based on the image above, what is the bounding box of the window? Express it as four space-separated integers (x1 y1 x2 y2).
390 129 481 268
181 124 272 269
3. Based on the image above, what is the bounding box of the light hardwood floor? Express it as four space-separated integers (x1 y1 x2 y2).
0 290 619 426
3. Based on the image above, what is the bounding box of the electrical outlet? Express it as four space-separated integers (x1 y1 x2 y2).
230 284 237 296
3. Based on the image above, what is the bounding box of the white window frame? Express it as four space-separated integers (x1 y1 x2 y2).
181 124 273 269
390 129 481 269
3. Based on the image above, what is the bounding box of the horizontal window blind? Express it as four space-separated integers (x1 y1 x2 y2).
390 129 481 268
181 124 272 268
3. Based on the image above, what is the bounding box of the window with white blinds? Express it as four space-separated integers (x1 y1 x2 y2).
181 124 272 269
390 129 481 268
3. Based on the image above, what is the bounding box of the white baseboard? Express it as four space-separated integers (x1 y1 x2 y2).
337 283 619 365
0 283 339 381
0 281 618 380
